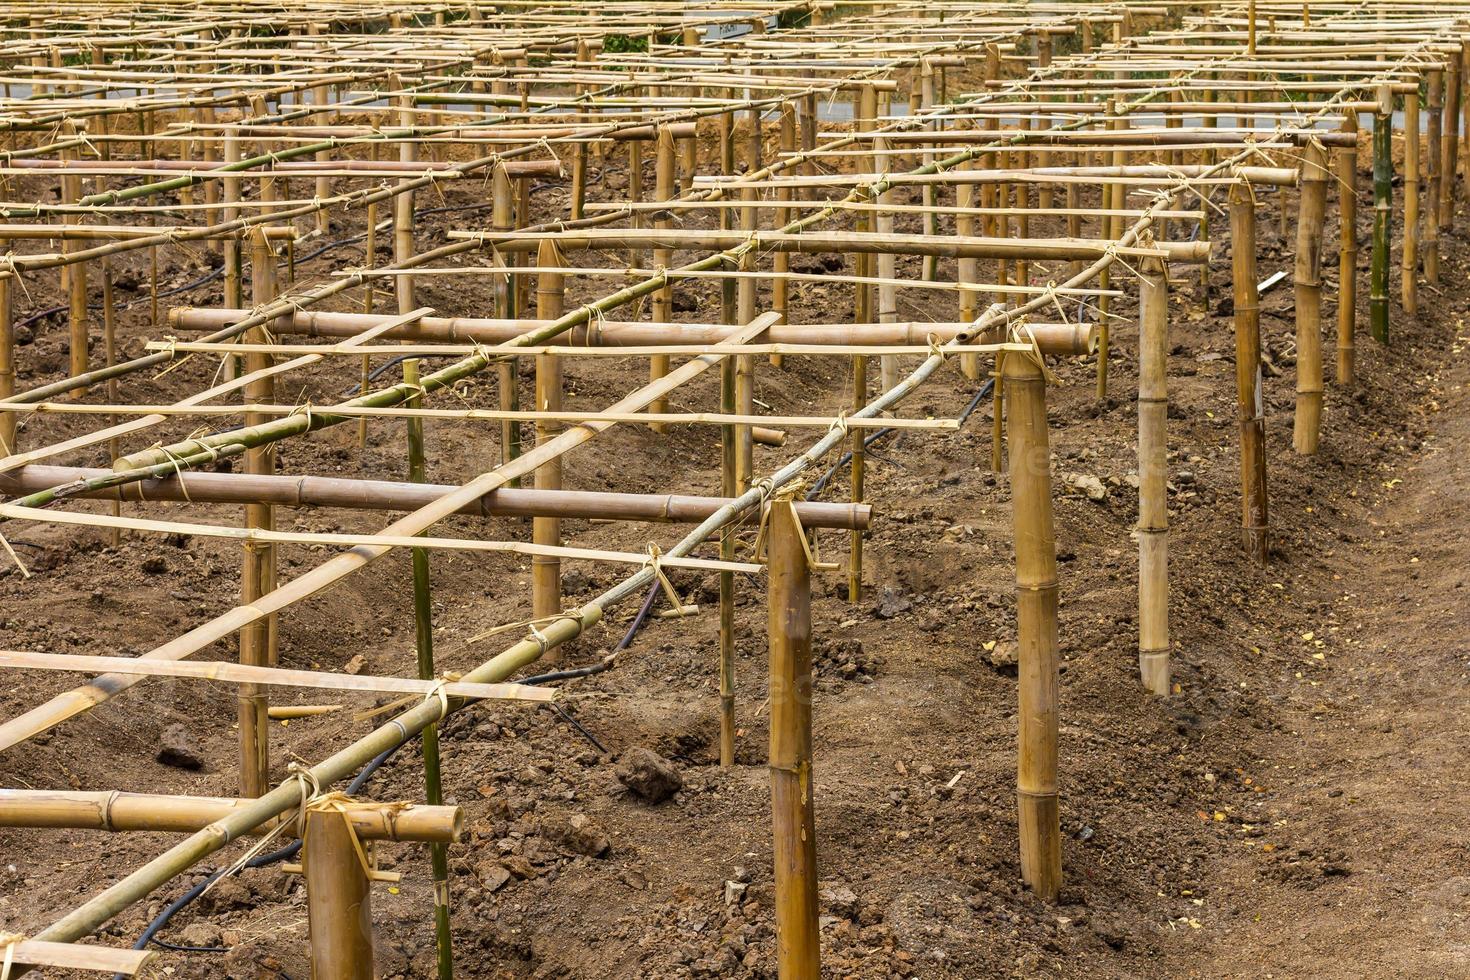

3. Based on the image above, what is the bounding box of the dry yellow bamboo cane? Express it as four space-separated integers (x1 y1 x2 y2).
1294 140 1328 455
1401 85 1420 314
239 226 277 798
393 76 416 315
1230 183 1269 565
650 125 675 431
534 239 565 634
0 278 12 458
304 806 375 980
0 786 459 842
1337 111 1359 385
60 122 89 398
1137 254 1169 696
1426 69 1443 286
1004 347 1061 903
767 497 819 980
771 102 795 369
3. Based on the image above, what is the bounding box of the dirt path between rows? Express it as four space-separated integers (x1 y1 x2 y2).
1160 322 1470 978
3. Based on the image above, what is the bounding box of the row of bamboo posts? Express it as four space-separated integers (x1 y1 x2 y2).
2 0 1470 976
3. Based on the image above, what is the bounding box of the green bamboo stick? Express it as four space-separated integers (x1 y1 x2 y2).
404 358 454 980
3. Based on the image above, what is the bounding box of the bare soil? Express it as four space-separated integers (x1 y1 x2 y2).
1 140 1468 980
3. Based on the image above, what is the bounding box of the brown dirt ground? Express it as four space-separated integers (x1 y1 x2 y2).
1 126 1468 980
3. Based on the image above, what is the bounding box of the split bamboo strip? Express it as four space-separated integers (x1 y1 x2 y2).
0 651 555 704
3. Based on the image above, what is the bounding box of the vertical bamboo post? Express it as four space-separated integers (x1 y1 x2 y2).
772 103 796 369
493 159 521 478
719 337 738 767
238 227 278 797
60 122 88 396
1229 183 1268 565
1004 349 1061 903
873 87 899 399
650 126 675 431
1402 85 1420 315
1442 54 1461 232
1426 70 1443 286
533 240 565 628
1137 255 1169 696
304 808 375 980
1294 141 1328 455
393 77 416 315
957 172 981 381
223 124 242 314
0 278 12 458
403 357 453 980
1337 111 1359 385
311 22 331 235
735 198 757 494
767 498 819 980
1370 84 1392 346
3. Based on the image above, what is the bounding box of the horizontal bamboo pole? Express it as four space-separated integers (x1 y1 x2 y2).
449 228 1213 263
0 158 562 178
169 308 1100 355
0 465 872 529
0 789 461 842
0 650 555 705
0 502 765 573
0 401 960 430
686 164 1299 188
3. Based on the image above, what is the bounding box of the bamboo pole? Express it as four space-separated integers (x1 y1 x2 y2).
0 278 12 458
239 226 277 798
404 357 454 980
1293 140 1328 455
394 77 417 315
1370 84 1392 345
493 159 521 480
533 239 566 629
1004 347 1061 903
1137 255 1169 696
767 497 819 980
650 126 675 431
1336 110 1359 385
0 465 872 528
772 103 795 369
304 806 375 980
60 122 89 397
0 788 460 841
1229 183 1268 565
1401 84 1420 314
1442 53 1460 232
1426 70 1442 286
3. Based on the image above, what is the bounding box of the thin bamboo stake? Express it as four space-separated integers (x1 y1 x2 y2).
1337 110 1359 385
1137 255 1169 696
60 122 89 397
1401 84 1420 314
493 161 521 481
304 805 375 980
1294 140 1328 455
1442 54 1460 232
534 239 565 630
767 497 819 980
1229 183 1268 565
650 126 675 431
1370 84 1393 345
1004 347 1061 904
1426 70 1442 286
0 278 12 458
404 357 454 980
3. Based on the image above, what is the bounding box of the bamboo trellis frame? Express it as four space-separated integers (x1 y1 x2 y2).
1 0 1467 974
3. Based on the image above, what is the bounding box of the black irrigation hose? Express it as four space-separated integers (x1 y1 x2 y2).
806 375 995 500
113 579 663 976
114 739 405 977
